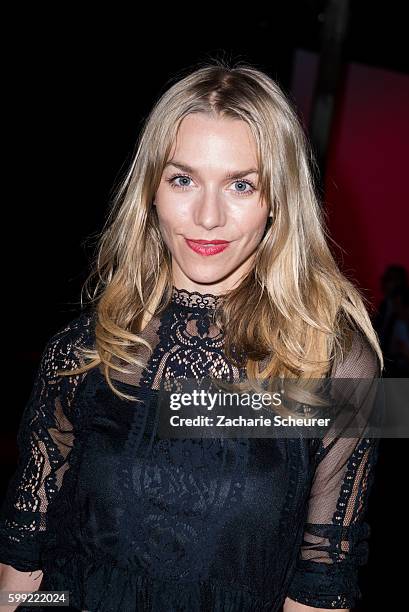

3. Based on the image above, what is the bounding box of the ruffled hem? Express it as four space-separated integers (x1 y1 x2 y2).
0 524 48 572
286 558 362 609
35 553 273 612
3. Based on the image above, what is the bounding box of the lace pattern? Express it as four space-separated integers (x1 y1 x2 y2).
0 311 94 571
170 286 224 310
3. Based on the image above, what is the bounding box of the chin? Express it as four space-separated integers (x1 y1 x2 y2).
183 268 232 286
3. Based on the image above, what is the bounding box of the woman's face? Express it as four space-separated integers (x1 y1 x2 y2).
154 112 271 294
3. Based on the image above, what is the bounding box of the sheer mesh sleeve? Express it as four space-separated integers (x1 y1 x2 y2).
286 329 382 609
0 312 94 571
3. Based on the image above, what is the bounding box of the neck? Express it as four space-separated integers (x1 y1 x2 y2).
170 285 224 310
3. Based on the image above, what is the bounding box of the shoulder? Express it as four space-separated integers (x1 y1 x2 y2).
39 308 97 376
330 327 381 379
16 310 97 437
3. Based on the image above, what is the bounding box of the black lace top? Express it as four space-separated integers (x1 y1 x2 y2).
0 287 381 611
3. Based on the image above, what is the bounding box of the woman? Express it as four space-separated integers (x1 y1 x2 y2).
0 61 383 611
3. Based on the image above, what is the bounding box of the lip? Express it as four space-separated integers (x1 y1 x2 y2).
185 238 230 256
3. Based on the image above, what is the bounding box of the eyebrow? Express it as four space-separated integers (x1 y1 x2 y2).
164 160 259 179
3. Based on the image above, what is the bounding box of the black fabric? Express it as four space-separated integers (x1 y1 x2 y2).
0 287 380 611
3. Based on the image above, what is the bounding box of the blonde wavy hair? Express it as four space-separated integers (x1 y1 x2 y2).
59 59 384 404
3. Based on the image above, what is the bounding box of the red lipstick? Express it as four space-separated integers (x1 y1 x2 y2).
185 238 230 256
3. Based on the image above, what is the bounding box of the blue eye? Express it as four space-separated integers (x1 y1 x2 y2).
233 180 255 194
168 175 192 189
166 174 257 197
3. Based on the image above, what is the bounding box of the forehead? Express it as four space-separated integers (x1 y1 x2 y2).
168 113 259 171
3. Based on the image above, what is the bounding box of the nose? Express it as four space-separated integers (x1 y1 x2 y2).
195 190 226 231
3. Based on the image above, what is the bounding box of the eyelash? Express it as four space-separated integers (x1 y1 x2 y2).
165 174 257 196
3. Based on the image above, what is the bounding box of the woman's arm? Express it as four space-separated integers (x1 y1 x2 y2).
283 595 349 611
0 564 43 611
0 313 94 600
284 331 381 609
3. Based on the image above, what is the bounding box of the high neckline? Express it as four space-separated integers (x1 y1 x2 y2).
170 286 224 310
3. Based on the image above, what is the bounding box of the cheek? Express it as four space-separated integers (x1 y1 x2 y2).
156 199 191 228
235 208 269 239
155 203 189 243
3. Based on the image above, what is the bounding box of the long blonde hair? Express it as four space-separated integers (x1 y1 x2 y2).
59 59 384 401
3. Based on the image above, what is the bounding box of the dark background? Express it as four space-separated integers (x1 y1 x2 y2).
4 2 408 609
